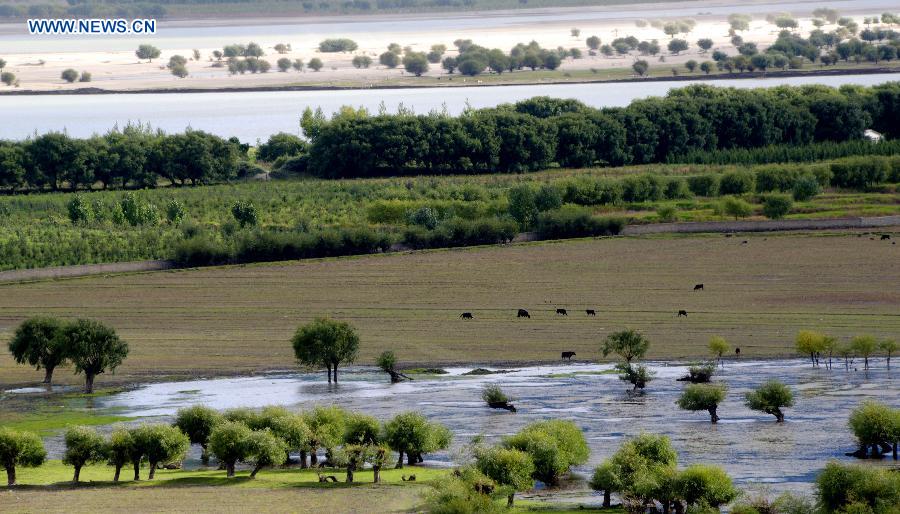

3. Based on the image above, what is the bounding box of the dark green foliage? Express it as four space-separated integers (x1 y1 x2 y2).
318 38 357 52
673 140 900 166
0 428 46 486
535 207 624 239
687 174 719 197
816 462 900 513
602 329 650 363
718 170 755 195
792 174 821 201
402 218 517 249
59 319 129 393
831 157 891 189
745 380 795 422
7 317 66 384
63 426 105 482
256 133 308 162
174 405 223 463
291 318 359 383
761 194 793 219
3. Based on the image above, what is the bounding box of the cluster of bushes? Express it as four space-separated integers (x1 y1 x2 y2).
0 126 246 192
439 39 578 77
796 329 897 371
302 84 900 178
401 217 517 249
7 317 128 393
0 404 452 487
673 140 900 166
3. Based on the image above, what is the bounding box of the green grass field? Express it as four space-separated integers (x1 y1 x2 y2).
0 460 620 513
1 231 897 388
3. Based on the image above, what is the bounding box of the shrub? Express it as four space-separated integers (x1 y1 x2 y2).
677 383 727 423
744 380 794 422
687 174 719 196
719 170 756 194
847 400 899 457
657 205 677 222
816 461 900 513
762 194 793 219
614 362 654 390
755 166 800 192
402 218 517 250
174 405 223 464
272 154 309 176
172 236 231 267
792 174 821 201
481 384 510 404
535 207 625 239
665 177 692 199
67 195 92 224
676 464 739 508
231 200 258 227
507 184 538 229
257 133 308 162
407 206 439 229
719 196 753 219
0 428 46 486
318 38 357 52
475 447 535 506
831 157 890 189
503 420 589 485
534 184 563 211
425 474 502 514
63 426 105 482
681 363 715 383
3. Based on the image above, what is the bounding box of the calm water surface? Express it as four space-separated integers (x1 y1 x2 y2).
1 73 897 142
83 358 899 499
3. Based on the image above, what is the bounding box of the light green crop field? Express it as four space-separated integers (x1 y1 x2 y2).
1 231 897 388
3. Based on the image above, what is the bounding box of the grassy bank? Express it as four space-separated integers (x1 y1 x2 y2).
1 231 897 388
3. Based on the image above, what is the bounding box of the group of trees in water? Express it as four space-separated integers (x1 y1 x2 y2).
299 83 900 178
796 330 897 371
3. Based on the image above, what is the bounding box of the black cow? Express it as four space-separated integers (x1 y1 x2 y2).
586 309 596 316
459 312 473 320
881 234 891 240
561 351 576 360
517 309 530 318
735 347 741 357
694 284 704 291
677 310 688 317
556 308 568 316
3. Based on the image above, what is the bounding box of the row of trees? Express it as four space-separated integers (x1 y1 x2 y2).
300 83 900 178
796 330 897 371
0 126 246 192
7 317 129 393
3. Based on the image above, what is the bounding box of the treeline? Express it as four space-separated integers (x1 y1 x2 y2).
301 83 900 178
0 126 248 192
673 139 900 166
0 2 166 19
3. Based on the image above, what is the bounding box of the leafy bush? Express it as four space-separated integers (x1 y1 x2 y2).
535 207 625 239
792 174 821 201
172 236 232 267
831 157 891 189
482 384 510 404
719 170 756 195
762 194 793 219
718 196 753 219
318 38 358 52
816 461 900 513
402 218 517 249
687 174 719 197
503 419 589 485
755 166 801 193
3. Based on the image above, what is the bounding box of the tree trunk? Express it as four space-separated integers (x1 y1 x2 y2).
603 490 610 508
327 364 332 384
864 356 869 370
310 450 318 466
133 460 141 481
407 452 416 465
84 373 95 394
226 461 235 478
73 465 81 482
774 408 785 423
507 493 515 507
6 466 14 486
250 464 261 478
148 462 157 479
346 462 355 483
708 406 719 423
373 465 381 483
333 364 338 383
201 445 210 465
113 465 121 482
43 366 54 384
299 450 308 469
395 451 404 469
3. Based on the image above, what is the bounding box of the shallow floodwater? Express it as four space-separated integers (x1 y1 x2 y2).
91 359 898 497
0 73 897 142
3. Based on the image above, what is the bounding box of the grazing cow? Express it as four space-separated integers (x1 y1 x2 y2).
735 347 741 357
460 312 473 320
694 284 704 291
586 309 596 316
881 234 891 240
677 310 688 317
556 308 568 316
741 240 749 245
517 309 531 318
561 351 576 360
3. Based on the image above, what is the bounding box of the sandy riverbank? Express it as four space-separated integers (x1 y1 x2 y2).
0 1 893 93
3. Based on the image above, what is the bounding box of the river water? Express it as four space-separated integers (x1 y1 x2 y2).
1 73 897 142
81 358 898 500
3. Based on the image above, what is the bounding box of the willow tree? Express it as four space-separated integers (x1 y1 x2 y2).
61 319 129 393
677 384 727 423
291 318 359 383
744 380 794 422
7 317 66 384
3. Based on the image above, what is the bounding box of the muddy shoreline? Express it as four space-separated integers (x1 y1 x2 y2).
2 67 897 96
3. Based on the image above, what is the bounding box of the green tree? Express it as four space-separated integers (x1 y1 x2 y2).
133 424 189 479
697 38 714 52
277 57 291 72
632 60 649 76
685 59 698 72
231 200 258 227
796 330 826 367
508 184 538 229
246 429 287 478
105 427 134 482
880 339 897 369
352 55 372 69
303 405 348 467
291 318 359 383
308 58 323 71
63 426 106 482
441 56 457 74
848 400 898 458
762 194 793 219
0 72 15 86
402 52 429 76
591 434 678 510
614 363 654 391
676 464 739 509
668 39 689 54
503 420 588 485
700 61 714 74
677 383 727 423
586 36 601 50
708 336 729 367
208 421 252 477
67 195 92 224
851 335 877 370
602 329 650 363
60 319 128 393
383 411 451 469
745 380 794 422
816 462 900 512
720 196 752 219
380 51 400 68
61 68 79 83
7 317 66 384
135 44 161 62
267 412 311 467
174 405 223 465
476 447 535 506
0 428 46 486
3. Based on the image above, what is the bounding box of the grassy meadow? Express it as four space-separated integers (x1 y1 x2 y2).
1 231 897 388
